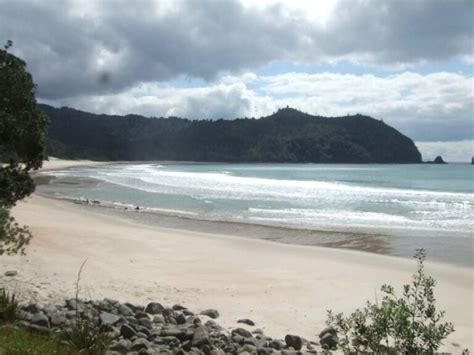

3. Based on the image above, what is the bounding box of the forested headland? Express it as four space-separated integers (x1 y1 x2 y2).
41 104 422 163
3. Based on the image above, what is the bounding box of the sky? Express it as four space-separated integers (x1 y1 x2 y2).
1 0 472 161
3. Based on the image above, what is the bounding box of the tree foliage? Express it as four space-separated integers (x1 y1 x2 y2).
0 41 49 255
42 105 422 164
326 249 455 354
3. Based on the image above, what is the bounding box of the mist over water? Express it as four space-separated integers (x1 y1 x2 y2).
41 163 474 238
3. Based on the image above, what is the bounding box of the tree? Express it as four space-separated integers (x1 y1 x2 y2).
0 41 49 255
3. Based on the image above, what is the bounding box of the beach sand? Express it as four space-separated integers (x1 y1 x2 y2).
1 160 473 351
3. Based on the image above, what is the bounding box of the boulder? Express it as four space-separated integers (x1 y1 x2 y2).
118 304 134 316
232 328 252 338
120 323 137 339
192 326 210 348
285 334 303 351
200 309 219 319
99 312 121 326
130 338 151 351
4 270 17 277
237 318 255 326
318 326 337 339
172 304 187 311
320 332 338 350
31 313 50 328
145 302 165 315
109 339 131 352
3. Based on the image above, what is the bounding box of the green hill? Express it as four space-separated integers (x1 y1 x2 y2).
40 104 422 163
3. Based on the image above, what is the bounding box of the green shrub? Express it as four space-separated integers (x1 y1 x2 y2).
0 325 70 355
0 289 18 323
326 249 455 354
60 319 112 354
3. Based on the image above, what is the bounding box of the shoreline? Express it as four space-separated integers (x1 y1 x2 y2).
36 171 473 268
2 159 471 352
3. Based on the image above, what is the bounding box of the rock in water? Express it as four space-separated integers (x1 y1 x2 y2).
200 309 219 319
285 334 303 350
434 155 447 164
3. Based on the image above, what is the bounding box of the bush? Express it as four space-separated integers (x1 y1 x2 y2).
60 320 112 354
0 288 18 323
326 249 455 354
0 325 70 354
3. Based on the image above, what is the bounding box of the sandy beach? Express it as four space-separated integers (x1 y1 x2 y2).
0 160 472 352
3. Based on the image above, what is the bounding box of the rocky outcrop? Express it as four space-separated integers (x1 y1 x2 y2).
12 297 327 353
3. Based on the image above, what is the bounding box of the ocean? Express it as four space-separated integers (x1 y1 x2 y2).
38 162 473 266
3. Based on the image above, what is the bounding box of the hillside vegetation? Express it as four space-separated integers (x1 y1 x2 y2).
41 105 422 163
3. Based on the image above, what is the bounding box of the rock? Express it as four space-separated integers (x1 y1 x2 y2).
104 297 119 305
243 337 258 346
192 326 210 348
318 326 337 339
31 313 50 328
200 309 219 319
4 270 17 277
145 302 165 315
139 317 153 329
136 310 149 319
131 338 151 351
204 319 223 331
172 304 187 311
23 304 41 314
176 313 187 325
49 312 66 326
285 334 303 351
319 332 338 350
126 316 139 325
99 312 121 326
183 309 194 316
210 349 225 355
118 304 134 316
153 314 165 323
269 339 283 350
109 339 131 352
136 331 148 339
232 327 253 338
434 156 447 164
237 318 255 326
124 302 144 313
120 323 137 339
239 344 257 353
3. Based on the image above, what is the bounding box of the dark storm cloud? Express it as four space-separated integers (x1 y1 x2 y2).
0 0 472 99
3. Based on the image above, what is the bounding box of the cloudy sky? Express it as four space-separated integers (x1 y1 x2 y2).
1 0 472 161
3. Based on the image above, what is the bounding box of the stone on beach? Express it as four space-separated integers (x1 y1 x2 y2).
200 309 219 319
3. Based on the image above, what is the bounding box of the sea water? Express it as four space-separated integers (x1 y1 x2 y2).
39 163 474 265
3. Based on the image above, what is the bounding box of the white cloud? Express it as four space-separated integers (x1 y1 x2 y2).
43 70 473 142
416 140 473 162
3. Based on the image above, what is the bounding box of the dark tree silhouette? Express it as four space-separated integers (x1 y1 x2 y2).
0 42 49 255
